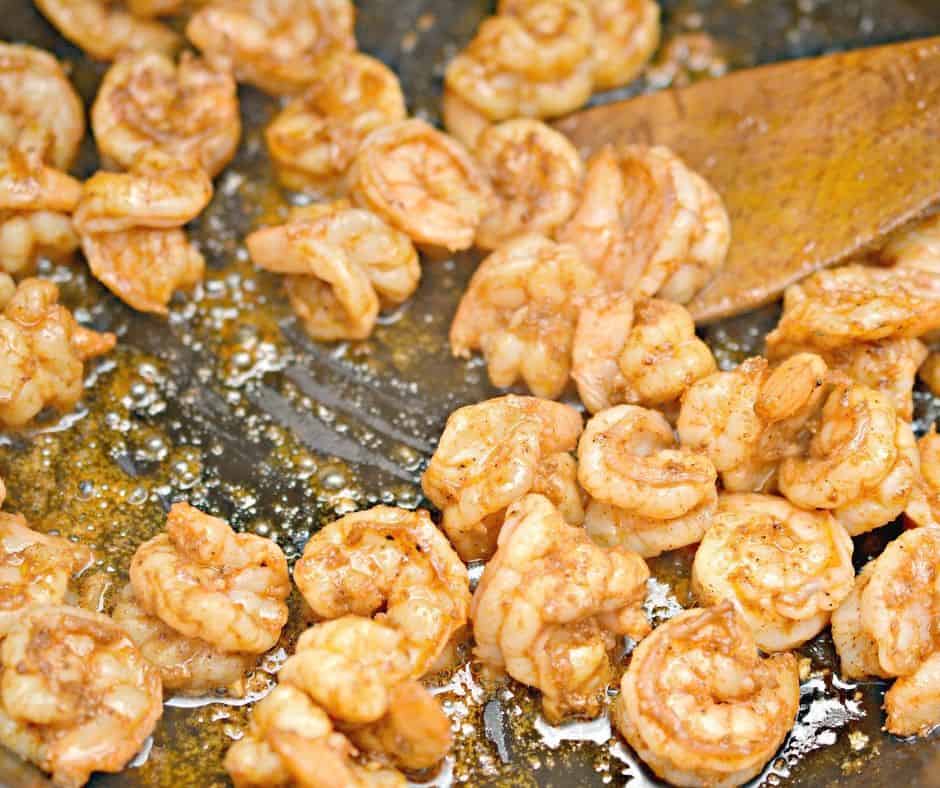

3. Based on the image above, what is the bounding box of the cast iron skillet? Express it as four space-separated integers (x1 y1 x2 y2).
1 1 940 786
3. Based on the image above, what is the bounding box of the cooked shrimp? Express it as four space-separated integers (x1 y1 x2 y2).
349 119 492 254
472 494 650 723
558 145 730 300
34 0 180 62
293 506 470 677
265 53 406 196
880 213 940 276
91 51 241 177
613 603 799 788
0 43 84 170
449 235 597 399
906 428 940 529
0 605 162 788
130 502 290 655
586 0 661 91
421 394 583 560
0 513 91 637
570 291 634 414
830 563 887 680
578 405 717 557
692 493 854 652
474 119 584 249
0 277 115 428
884 651 940 737
186 0 356 95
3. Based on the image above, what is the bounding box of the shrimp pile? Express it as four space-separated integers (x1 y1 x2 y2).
472 494 650 723
558 145 730 301
614 603 799 787
832 528 940 736
92 51 241 177
265 53 406 196
906 428 940 528
0 605 162 787
247 201 420 341
73 152 212 314
692 493 854 652
0 276 115 427
578 405 718 557
572 294 716 413
186 0 356 95
293 506 470 676
450 235 597 399
422 395 584 560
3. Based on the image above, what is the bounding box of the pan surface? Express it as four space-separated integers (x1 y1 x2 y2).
0 0 939 786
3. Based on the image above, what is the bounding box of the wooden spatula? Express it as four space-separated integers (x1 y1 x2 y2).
555 36 940 323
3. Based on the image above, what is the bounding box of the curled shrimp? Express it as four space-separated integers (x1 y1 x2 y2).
186 0 356 96
0 277 115 428
578 405 717 557
558 145 730 299
692 493 855 652
0 43 84 170
421 394 584 561
130 502 291 655
472 494 650 723
91 51 241 177
614 603 799 788
293 506 470 677
0 605 162 787
474 119 584 250
247 201 419 342
34 0 180 62
265 53 406 196
906 428 940 528
349 119 492 254
884 651 940 738
586 0 661 91
449 235 597 399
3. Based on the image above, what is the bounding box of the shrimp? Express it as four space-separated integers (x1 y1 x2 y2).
0 513 92 637
613 603 799 788
0 43 84 170
186 0 356 96
880 212 940 276
91 51 241 177
884 651 940 737
558 145 730 300
33 0 180 62
474 119 584 250
0 605 162 788
130 502 291 655
224 684 406 788
449 235 597 399
349 119 492 254
421 394 583 561
292 506 470 677
246 201 419 342
586 0 661 91
906 428 940 529
265 53 406 196
0 277 116 428
692 493 855 652
578 405 717 557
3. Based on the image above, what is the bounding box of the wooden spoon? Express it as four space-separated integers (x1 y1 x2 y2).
555 36 940 323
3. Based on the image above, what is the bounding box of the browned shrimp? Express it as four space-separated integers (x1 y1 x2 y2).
586 0 661 91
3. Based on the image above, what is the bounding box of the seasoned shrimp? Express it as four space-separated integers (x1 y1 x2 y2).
246 201 419 342
130 502 290 654
224 684 405 788
692 493 854 652
0 43 84 170
474 119 584 250
449 235 597 399
0 277 115 428
34 0 180 62
265 53 406 196
558 145 730 300
0 605 162 788
91 51 241 177
0 513 91 637
473 494 650 723
421 394 583 560
880 212 940 276
579 405 717 557
186 0 356 96
884 651 940 737
293 506 470 677
906 428 940 529
614 603 799 788
586 0 661 91
349 119 492 254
